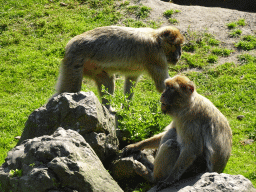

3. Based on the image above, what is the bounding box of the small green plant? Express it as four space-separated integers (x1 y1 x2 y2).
230 29 242 37
207 54 218 63
102 81 169 142
236 41 255 50
127 5 151 19
120 1 130 6
163 9 174 17
138 6 151 19
29 163 35 167
237 54 256 64
127 5 140 14
242 35 256 41
235 35 256 50
163 9 179 24
163 9 180 18
211 48 234 57
227 19 246 29
208 38 220 46
237 18 246 26
9 169 23 178
182 41 197 52
123 18 146 28
226 22 237 29
182 30 205 52
168 18 178 24
249 129 256 140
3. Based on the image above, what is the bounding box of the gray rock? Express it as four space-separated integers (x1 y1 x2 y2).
83 132 118 162
111 149 155 183
17 91 119 162
0 128 123 192
237 115 245 120
148 172 256 192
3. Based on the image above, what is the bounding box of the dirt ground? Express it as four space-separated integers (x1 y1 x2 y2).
130 0 256 65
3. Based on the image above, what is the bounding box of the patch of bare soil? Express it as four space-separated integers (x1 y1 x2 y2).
129 0 256 66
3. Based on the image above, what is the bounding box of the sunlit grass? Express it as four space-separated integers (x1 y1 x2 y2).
0 0 255 190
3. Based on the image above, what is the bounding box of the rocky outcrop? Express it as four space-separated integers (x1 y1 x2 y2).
17 91 119 162
148 172 256 192
1 91 255 192
0 128 123 192
111 150 256 192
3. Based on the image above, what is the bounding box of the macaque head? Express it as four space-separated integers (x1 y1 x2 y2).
160 75 195 114
158 26 184 65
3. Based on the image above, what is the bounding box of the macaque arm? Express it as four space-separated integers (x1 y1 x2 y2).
122 132 166 157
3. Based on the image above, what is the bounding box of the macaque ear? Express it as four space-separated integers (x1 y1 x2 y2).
161 30 171 38
187 81 195 93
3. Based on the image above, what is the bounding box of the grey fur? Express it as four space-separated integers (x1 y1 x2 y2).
122 75 232 190
54 26 184 109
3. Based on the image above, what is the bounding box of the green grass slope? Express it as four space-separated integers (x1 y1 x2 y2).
0 0 255 190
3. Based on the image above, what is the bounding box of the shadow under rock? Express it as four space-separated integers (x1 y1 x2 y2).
162 0 256 12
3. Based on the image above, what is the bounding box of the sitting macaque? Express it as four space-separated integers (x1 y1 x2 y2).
123 75 232 190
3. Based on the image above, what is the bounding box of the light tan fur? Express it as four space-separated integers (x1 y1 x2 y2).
122 75 232 190
54 26 184 109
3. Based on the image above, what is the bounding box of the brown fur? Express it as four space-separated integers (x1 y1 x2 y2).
122 75 232 190
53 26 184 109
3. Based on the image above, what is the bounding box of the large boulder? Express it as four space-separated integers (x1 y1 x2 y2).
148 172 256 192
0 128 123 192
17 91 119 162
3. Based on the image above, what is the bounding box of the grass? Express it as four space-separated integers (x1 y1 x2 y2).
126 5 151 19
227 19 247 38
163 9 175 16
168 18 178 24
230 29 242 37
237 18 246 26
211 47 234 56
235 35 256 50
0 0 256 190
207 54 218 63
227 18 246 29
163 9 180 24
0 0 124 166
227 22 237 29
163 9 180 17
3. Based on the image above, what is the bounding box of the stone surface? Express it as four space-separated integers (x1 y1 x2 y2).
0 128 123 192
17 91 119 162
111 150 155 183
148 172 256 192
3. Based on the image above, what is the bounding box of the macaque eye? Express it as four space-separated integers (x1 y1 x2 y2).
166 85 174 90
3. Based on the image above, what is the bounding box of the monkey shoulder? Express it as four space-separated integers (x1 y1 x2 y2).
179 93 229 134
193 94 223 117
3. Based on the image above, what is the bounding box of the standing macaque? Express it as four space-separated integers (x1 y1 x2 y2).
54 26 184 109
122 75 232 191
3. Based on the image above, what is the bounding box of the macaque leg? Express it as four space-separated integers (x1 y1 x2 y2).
56 57 84 94
153 128 179 183
124 76 139 100
95 71 115 109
